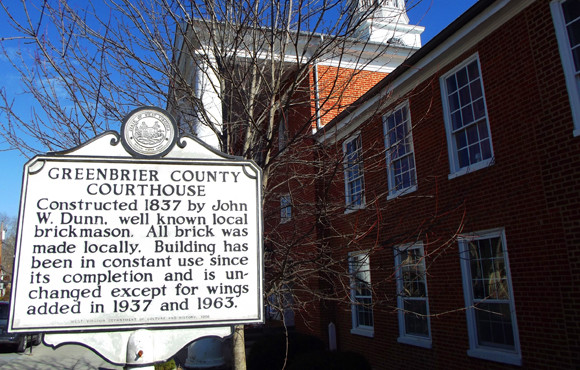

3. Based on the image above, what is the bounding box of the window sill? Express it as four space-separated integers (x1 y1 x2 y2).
448 158 494 180
467 348 521 366
344 205 365 214
387 185 417 200
350 327 374 338
397 336 432 349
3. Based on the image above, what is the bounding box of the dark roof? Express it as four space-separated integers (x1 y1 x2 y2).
316 0 496 135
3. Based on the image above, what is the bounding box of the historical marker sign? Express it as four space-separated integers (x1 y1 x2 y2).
9 108 263 332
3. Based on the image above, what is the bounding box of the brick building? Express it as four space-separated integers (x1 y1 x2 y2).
172 0 425 338
175 0 580 367
290 0 580 368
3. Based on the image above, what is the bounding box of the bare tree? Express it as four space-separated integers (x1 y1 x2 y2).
0 0 452 368
0 213 16 294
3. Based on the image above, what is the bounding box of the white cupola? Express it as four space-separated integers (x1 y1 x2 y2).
352 0 424 48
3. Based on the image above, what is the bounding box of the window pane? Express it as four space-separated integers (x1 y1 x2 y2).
456 68 468 88
475 302 514 349
389 130 398 149
481 139 492 160
477 120 489 139
408 157 416 186
470 79 483 100
458 148 469 168
401 106 408 123
394 173 403 189
459 85 471 107
563 0 580 24
395 108 403 125
568 20 580 48
572 45 580 72
390 146 400 160
396 126 406 152
467 60 480 80
452 111 463 130
281 196 289 207
462 105 474 125
387 115 395 131
401 155 410 172
466 124 479 145
446 74 457 92
468 143 482 165
404 299 429 336
357 297 374 327
473 98 486 120
455 130 467 149
449 92 460 111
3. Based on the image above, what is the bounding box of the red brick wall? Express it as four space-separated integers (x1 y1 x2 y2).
304 1 580 368
263 73 332 338
311 66 387 128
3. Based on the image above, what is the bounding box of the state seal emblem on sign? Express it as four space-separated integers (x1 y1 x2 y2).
121 107 178 158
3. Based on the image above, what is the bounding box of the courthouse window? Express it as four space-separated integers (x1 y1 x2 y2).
440 55 493 177
458 229 521 365
343 134 365 210
383 102 417 198
394 243 431 348
349 252 373 337
280 195 291 223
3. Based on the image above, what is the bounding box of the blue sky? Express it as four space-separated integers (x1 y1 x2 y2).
0 0 477 218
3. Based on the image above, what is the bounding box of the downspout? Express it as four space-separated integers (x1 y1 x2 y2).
313 35 323 133
314 62 322 132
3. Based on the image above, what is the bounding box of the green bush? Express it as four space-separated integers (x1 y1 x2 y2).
154 358 177 370
247 332 325 370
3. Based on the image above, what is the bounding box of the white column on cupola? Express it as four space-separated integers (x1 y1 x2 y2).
192 52 223 150
352 0 424 48
359 0 409 24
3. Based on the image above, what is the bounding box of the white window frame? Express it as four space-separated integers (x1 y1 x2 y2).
343 133 365 212
458 229 521 366
440 54 494 179
383 101 418 199
551 0 580 136
280 194 291 223
394 242 432 348
348 251 374 337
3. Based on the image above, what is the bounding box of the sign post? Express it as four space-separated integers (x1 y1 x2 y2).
9 107 263 366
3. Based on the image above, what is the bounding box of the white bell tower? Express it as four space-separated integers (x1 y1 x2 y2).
352 0 424 48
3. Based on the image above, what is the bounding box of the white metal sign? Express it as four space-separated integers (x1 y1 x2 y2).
10 126 263 332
